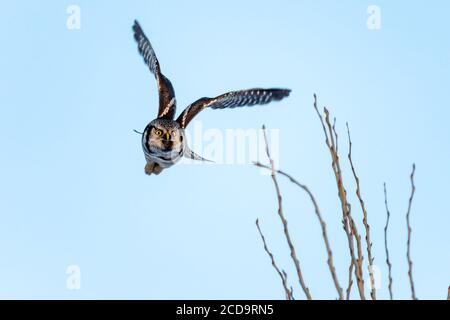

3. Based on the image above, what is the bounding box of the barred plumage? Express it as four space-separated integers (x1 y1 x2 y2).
133 25 158 75
132 20 291 175
176 88 291 129
133 20 177 120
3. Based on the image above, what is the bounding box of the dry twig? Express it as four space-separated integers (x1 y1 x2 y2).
348 207 366 300
383 183 394 300
260 125 312 300
254 162 344 299
406 164 417 300
313 94 366 300
345 260 354 300
346 123 376 300
255 219 293 300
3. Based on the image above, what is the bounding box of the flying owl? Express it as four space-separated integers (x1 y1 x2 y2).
132 20 291 175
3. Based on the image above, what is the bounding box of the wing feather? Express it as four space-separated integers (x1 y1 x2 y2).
133 20 176 119
176 88 290 128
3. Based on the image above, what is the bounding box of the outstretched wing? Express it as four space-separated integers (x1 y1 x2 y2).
176 88 291 129
133 20 176 119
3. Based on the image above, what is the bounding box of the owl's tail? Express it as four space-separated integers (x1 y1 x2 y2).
184 146 214 163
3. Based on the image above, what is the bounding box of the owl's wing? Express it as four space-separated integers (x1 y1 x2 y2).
176 88 291 129
133 20 176 119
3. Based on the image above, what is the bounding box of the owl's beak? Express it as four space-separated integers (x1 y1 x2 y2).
164 132 171 141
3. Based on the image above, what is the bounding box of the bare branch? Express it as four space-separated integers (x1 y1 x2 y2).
348 206 365 301
383 183 394 300
255 218 293 300
260 125 312 300
254 162 344 299
347 123 376 300
447 286 450 300
334 117 366 301
313 94 366 300
345 258 354 300
406 164 417 300
333 117 338 153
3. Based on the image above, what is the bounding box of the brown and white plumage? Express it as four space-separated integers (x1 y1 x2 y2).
132 20 291 175
133 20 177 119
176 89 291 129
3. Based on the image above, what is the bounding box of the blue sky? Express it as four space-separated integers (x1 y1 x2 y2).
0 1 448 299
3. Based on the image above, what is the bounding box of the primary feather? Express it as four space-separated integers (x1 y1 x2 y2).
177 88 291 129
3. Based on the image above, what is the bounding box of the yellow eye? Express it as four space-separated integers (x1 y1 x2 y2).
155 129 163 136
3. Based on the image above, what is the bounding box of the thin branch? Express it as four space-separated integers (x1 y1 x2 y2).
255 218 293 300
313 94 366 300
283 271 295 300
345 202 366 301
347 123 376 300
447 286 450 300
383 183 394 300
254 162 344 300
260 125 312 300
406 164 417 300
333 117 338 153
288 282 294 300
345 258 354 300
334 120 366 301
348 205 365 301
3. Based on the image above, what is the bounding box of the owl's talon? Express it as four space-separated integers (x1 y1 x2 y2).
145 162 155 175
145 162 164 175
153 164 163 175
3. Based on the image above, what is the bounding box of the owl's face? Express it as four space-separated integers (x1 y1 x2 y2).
143 119 185 165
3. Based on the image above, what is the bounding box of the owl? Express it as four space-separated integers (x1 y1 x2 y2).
133 20 291 175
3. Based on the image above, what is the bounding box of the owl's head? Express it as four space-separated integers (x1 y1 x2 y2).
146 119 185 154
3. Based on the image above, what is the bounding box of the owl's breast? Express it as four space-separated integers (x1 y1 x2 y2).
143 139 186 168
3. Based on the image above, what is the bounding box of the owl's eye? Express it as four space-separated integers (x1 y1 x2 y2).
154 129 163 136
